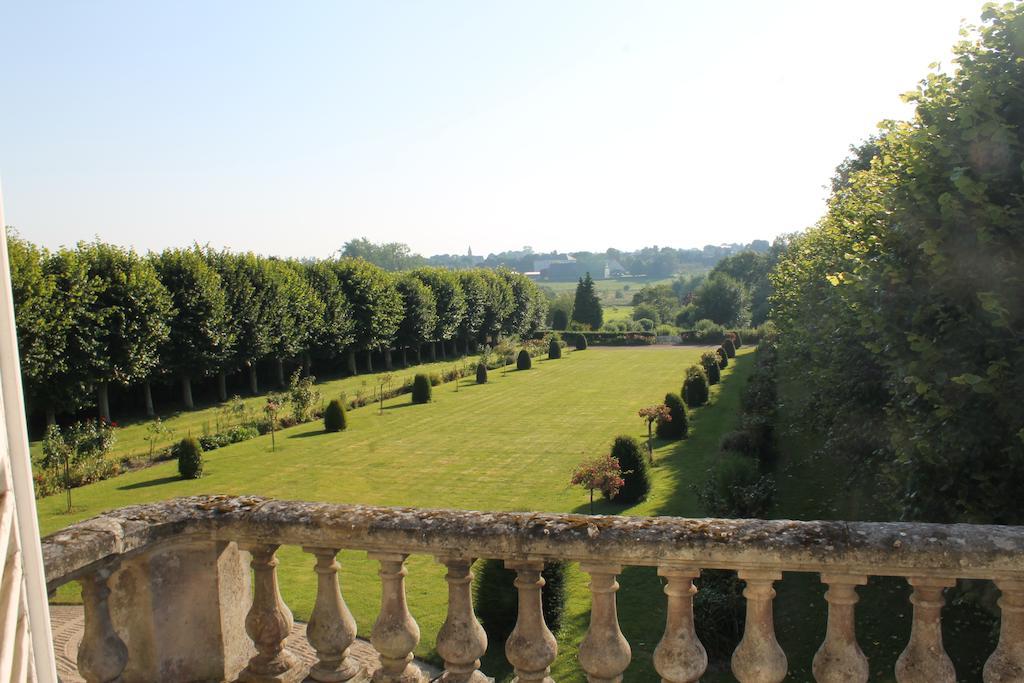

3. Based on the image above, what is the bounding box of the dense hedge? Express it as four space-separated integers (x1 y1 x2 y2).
411 374 432 403
324 399 347 432
683 365 710 408
656 392 688 439
474 559 567 642
553 331 655 347
610 435 650 504
176 437 204 479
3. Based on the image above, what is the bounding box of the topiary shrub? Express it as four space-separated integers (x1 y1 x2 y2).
700 351 722 385
636 317 656 331
656 392 688 439
731 331 743 348
176 437 204 479
323 399 347 432
576 334 588 350
517 349 532 370
610 435 650 504
716 346 729 368
476 363 488 384
474 559 567 643
552 309 569 330
412 373 432 403
683 365 710 408
722 338 736 358
548 338 562 359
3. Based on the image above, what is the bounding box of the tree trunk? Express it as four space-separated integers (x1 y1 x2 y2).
384 348 393 370
365 349 374 373
302 351 312 376
181 375 194 410
143 381 155 417
249 365 259 395
430 342 437 362
465 337 471 355
346 348 357 375
97 382 111 422
45 407 56 427
415 345 422 364
217 372 227 402
275 358 285 387
402 348 409 367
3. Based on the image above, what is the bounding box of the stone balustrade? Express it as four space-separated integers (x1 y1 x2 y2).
40 495 1024 682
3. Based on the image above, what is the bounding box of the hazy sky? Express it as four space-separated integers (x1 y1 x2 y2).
0 1 989 258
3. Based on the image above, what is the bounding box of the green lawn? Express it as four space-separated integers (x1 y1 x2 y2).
32 354 482 465
41 345 754 682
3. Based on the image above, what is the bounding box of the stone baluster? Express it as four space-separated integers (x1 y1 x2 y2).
578 562 631 683
895 577 956 683
239 544 304 683
78 563 128 683
435 556 489 683
731 569 787 683
505 560 558 683
653 565 707 683
984 579 1024 682
812 574 868 683
369 552 427 683
303 547 368 683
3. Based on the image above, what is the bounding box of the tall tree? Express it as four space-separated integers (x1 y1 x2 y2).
335 258 403 373
265 259 325 386
478 269 515 344
303 260 356 369
153 247 234 409
411 267 465 359
340 237 427 271
78 241 172 421
693 272 746 325
571 272 603 330
457 270 488 353
208 250 275 395
395 275 438 366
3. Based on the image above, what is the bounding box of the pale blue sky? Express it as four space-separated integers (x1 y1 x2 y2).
0 1 989 258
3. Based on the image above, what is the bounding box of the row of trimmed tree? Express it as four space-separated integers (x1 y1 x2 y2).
7 236 548 425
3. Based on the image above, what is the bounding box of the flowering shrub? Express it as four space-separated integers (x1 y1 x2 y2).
570 454 626 513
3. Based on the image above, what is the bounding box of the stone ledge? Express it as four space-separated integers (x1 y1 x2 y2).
42 494 1024 589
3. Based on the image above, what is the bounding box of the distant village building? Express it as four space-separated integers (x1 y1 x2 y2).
466 246 484 265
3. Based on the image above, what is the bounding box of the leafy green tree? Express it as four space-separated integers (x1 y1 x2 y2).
78 241 172 421
153 247 234 409
264 259 325 386
340 237 427 271
7 235 89 424
457 270 488 353
303 260 356 369
571 273 603 330
395 275 438 366
693 273 746 326
479 269 515 344
336 259 403 373
412 267 465 360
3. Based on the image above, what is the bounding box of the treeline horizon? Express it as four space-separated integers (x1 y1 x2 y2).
6 234 552 431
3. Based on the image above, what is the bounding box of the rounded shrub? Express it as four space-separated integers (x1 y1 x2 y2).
656 392 688 439
716 346 729 369
411 373 432 404
610 435 651 504
517 349 532 370
683 365 710 408
474 559 567 643
323 399 347 432
700 351 722 385
722 338 736 359
476 363 488 384
637 317 656 331
548 338 562 359
575 334 588 350
552 309 569 330
176 437 204 480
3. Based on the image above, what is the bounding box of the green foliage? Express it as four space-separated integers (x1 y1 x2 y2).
411 373 432 403
324 399 347 432
207 250 278 379
303 259 356 361
575 333 588 350
610 435 650 503
287 370 321 422
340 237 427 271
636 317 656 331
721 338 736 358
551 308 569 330
412 267 466 344
516 349 532 370
175 437 204 480
769 5 1024 523
694 570 746 666
656 392 688 439
683 365 709 408
632 303 661 325
475 363 488 384
697 457 775 518
548 338 562 359
395 275 438 353
693 272 746 326
716 347 728 368
571 272 603 329
700 351 722 385
474 559 567 643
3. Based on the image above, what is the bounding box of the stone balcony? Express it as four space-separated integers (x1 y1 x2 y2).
40 495 1024 683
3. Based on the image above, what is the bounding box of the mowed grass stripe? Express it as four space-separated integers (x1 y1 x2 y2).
40 345 755 682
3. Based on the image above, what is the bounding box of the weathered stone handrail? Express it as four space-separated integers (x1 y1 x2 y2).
40 495 1024 682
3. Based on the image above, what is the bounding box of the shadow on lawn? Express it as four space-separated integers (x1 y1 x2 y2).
117 475 180 491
